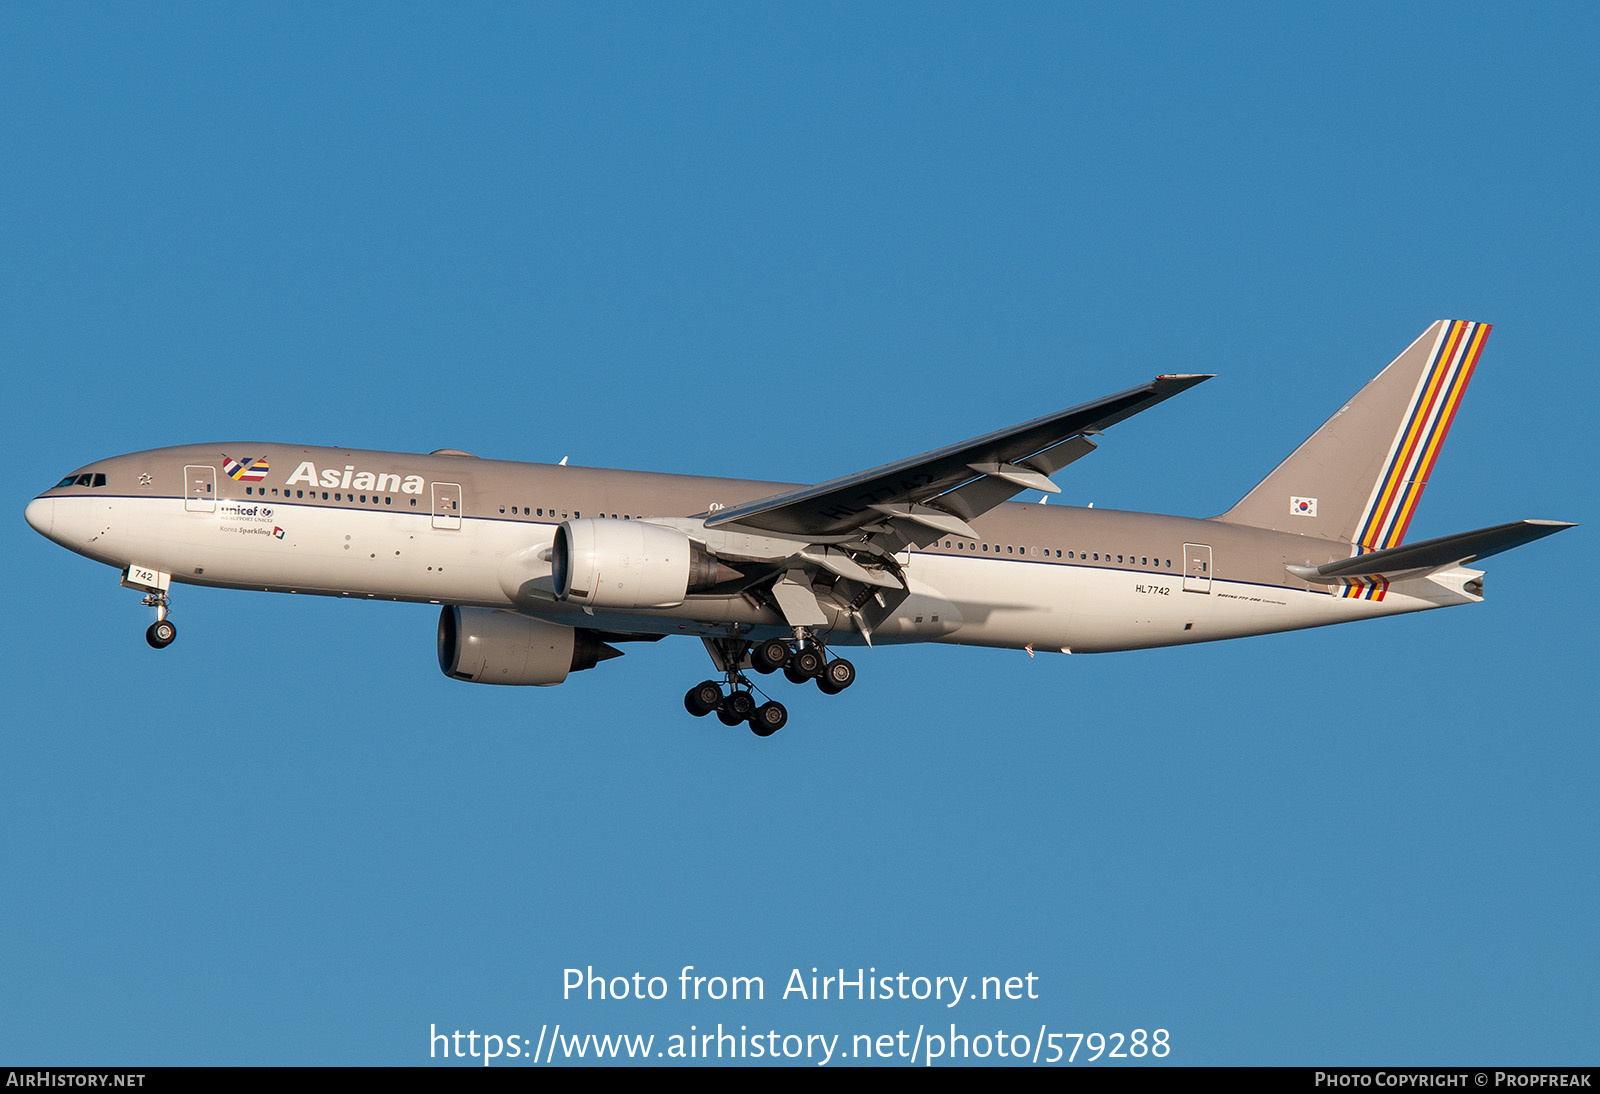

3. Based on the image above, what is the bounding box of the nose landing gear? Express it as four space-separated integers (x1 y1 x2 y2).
123 565 177 650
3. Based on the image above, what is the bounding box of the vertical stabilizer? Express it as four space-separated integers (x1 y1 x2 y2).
1218 320 1490 548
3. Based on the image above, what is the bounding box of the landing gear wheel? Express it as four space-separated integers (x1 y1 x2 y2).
752 638 791 674
749 701 787 737
817 657 855 695
717 691 756 726
146 619 177 649
791 646 825 679
685 680 722 717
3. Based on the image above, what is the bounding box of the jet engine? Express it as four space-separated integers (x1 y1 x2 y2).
437 606 620 686
551 519 733 609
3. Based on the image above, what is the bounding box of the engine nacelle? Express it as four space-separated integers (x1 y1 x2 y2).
437 606 619 686
551 519 729 608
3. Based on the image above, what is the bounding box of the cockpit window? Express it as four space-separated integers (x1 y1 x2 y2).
53 472 108 488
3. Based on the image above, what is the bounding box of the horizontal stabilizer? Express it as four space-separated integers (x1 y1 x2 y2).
1286 519 1575 584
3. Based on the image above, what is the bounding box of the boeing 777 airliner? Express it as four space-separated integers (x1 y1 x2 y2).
24 321 1573 735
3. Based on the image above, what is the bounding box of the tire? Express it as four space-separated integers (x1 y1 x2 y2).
791 647 824 679
819 657 855 692
752 638 790 674
146 620 177 649
749 701 787 737
685 680 722 717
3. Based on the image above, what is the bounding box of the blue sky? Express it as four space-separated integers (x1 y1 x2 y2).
3 4 1594 1066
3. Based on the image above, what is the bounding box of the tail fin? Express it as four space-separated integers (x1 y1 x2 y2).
1218 320 1491 547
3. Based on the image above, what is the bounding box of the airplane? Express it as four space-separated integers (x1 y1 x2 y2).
23 320 1574 737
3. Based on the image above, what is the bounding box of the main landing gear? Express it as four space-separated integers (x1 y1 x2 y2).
683 633 855 737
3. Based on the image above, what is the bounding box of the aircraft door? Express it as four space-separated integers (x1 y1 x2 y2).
1183 543 1212 593
184 465 216 513
432 482 462 530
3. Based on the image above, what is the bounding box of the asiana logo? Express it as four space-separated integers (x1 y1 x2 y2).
285 461 425 494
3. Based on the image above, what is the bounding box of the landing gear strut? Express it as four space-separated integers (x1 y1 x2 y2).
683 632 855 736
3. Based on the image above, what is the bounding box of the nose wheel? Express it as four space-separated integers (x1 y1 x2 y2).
142 591 176 649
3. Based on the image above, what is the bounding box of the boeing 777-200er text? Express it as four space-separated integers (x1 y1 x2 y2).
25 321 1574 736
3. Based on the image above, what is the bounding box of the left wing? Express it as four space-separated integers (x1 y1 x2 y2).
692 374 1211 639
706 374 1211 542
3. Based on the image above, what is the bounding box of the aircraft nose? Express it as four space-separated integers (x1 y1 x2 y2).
24 496 55 537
